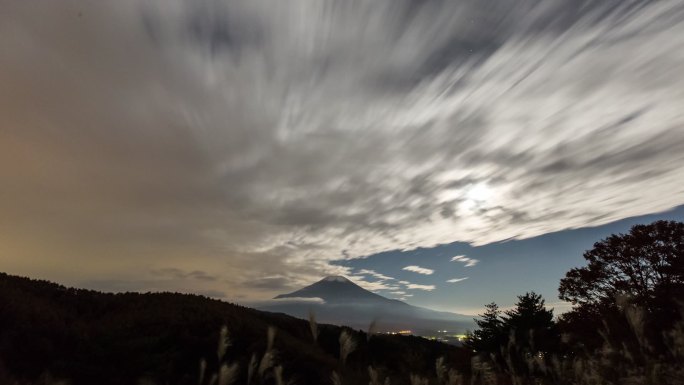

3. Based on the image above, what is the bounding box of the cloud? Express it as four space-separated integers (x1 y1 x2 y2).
2 0 684 299
446 277 469 283
242 276 294 291
349 276 399 292
194 290 227 298
252 297 326 306
152 268 218 282
358 269 395 281
402 265 435 275
450 256 479 267
406 284 436 291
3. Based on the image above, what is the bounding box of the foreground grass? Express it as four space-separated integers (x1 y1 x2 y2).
5 303 682 385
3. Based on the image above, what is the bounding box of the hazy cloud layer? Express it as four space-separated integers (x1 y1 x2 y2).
1 0 684 299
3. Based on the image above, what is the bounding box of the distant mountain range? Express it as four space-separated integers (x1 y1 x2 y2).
260 276 474 335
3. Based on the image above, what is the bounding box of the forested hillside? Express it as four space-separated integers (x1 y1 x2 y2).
0 272 469 385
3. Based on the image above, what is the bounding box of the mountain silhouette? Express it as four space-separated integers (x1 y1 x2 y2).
275 275 404 304
262 276 474 336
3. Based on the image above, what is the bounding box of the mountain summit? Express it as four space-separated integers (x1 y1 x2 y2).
262 276 473 335
275 276 400 304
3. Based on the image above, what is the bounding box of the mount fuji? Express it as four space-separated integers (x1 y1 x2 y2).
260 276 474 336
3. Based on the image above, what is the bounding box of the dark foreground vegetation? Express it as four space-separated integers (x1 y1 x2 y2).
0 272 466 385
1 220 682 385
463 220 684 385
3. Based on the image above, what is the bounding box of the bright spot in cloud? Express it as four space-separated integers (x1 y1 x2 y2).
460 183 496 212
466 183 493 202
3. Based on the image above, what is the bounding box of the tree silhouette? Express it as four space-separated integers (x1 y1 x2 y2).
464 302 503 354
503 292 557 356
465 293 558 376
559 220 684 317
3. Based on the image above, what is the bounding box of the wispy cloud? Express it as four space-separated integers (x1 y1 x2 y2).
151 268 219 282
349 276 399 292
2 0 683 299
446 277 469 283
249 297 326 306
406 283 436 291
451 256 479 267
358 269 395 281
402 265 435 275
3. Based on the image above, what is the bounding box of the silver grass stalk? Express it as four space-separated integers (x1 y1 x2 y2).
208 373 218 385
368 366 380 385
435 356 446 383
409 374 428 385
339 330 357 366
218 363 238 385
446 369 463 385
217 325 231 362
198 358 207 385
258 350 275 377
331 371 342 385
309 311 319 344
367 319 378 341
274 365 285 385
247 353 258 385
267 326 277 351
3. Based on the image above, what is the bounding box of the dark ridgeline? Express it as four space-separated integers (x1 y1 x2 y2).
0 272 470 385
265 275 474 335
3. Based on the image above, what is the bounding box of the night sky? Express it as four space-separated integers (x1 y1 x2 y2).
334 205 684 314
1 1 683 314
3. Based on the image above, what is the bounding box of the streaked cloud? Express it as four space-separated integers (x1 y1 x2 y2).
358 269 395 281
450 256 479 267
406 284 436 291
446 277 469 283
250 297 326 306
402 265 435 275
350 276 399 292
1 0 683 299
